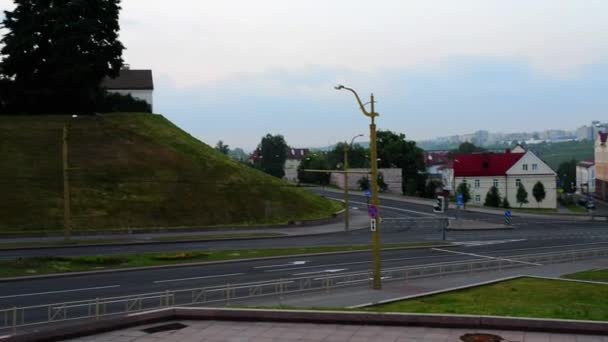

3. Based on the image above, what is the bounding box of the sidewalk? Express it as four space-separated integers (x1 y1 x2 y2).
0 211 370 245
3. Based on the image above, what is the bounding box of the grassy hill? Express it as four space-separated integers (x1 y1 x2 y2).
0 114 341 234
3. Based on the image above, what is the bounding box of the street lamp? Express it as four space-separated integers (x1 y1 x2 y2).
335 84 382 290
343 134 364 231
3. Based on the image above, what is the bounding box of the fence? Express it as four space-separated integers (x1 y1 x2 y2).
1 246 607 334
381 217 449 231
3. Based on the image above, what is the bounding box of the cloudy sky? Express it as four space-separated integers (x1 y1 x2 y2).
2 1 608 150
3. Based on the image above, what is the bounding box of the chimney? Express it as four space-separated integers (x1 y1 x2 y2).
505 148 511 154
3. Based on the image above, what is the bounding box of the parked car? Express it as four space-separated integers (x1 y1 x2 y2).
578 198 596 210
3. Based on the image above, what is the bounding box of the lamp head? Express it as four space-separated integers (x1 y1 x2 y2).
334 85 345 90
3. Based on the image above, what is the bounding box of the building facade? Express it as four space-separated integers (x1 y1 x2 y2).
453 149 557 209
283 148 310 182
596 132 608 200
576 161 596 195
102 69 154 111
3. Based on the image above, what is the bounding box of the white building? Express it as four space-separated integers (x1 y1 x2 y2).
102 69 154 111
283 148 310 182
453 148 557 209
576 161 595 195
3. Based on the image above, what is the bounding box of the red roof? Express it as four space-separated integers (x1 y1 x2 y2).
453 153 525 177
599 132 608 144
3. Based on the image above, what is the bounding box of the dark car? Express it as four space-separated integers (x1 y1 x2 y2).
578 198 596 210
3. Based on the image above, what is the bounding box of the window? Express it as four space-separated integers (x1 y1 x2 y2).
522 164 528 171
532 164 538 171
474 179 480 188
516 179 521 187
475 195 481 203
493 179 499 188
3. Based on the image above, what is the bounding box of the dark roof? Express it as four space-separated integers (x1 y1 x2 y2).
453 152 525 177
288 148 310 161
599 132 608 144
577 160 595 168
423 151 450 167
102 69 154 90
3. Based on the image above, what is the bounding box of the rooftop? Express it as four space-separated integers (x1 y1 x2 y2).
453 152 525 177
102 69 154 90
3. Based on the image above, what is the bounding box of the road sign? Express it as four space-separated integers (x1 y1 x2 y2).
364 189 372 198
456 193 464 208
368 205 379 219
505 210 512 218
370 218 377 232
504 210 512 225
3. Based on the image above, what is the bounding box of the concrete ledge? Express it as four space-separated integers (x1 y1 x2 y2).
3 307 607 341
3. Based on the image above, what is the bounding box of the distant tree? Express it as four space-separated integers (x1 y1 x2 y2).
228 148 248 162
256 134 288 178
456 182 472 209
1 0 125 114
378 172 388 192
297 153 329 185
501 197 511 209
484 186 501 208
532 181 546 207
457 142 486 154
215 140 230 155
376 130 425 194
326 142 368 169
516 183 529 208
557 159 577 193
357 176 370 191
424 180 442 199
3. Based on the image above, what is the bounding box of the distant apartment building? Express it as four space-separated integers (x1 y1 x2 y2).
595 132 608 200
453 147 557 209
576 160 595 195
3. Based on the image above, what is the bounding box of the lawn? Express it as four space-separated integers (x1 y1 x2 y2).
563 269 608 283
0 242 443 278
367 277 608 321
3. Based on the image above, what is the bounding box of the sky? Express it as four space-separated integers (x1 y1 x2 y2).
2 0 608 151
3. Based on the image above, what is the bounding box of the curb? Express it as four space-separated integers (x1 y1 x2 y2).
0 243 452 283
3 306 607 341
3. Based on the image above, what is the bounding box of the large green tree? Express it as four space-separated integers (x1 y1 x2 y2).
532 181 546 207
456 182 472 209
256 134 288 178
516 183 529 208
297 153 330 185
557 159 577 193
376 130 425 194
0 0 125 113
326 142 368 170
484 186 501 208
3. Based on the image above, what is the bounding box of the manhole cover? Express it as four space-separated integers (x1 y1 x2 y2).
142 322 188 334
460 333 504 342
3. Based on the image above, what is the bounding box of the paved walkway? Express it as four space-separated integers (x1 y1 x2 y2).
65 319 608 342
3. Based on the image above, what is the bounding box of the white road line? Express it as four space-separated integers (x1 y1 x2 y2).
153 273 244 284
0 285 121 299
431 248 542 266
292 269 349 276
254 261 307 269
327 198 438 217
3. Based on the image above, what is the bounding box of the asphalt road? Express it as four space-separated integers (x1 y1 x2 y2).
1 238 607 311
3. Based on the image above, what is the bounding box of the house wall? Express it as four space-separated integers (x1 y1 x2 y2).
441 168 454 192
454 176 507 206
283 159 301 183
330 168 402 193
576 165 596 194
596 138 608 200
108 89 154 111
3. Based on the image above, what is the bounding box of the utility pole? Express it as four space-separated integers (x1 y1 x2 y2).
343 144 350 231
335 85 382 290
62 124 71 241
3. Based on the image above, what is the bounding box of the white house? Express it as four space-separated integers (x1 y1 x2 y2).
283 148 310 182
453 149 557 209
576 160 596 195
102 68 154 111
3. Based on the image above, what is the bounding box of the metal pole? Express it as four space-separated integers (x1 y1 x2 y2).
62 125 71 241
344 144 349 231
369 93 382 290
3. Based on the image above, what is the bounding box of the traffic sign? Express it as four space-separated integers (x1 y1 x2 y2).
505 210 512 218
368 205 379 219
456 193 464 208
370 218 377 232
504 210 512 225
364 189 372 198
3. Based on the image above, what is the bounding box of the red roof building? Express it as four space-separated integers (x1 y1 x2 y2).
453 153 525 177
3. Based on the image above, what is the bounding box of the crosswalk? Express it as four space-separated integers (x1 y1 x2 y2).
451 239 526 247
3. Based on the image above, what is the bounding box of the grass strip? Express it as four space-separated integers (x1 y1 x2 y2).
366 277 608 321
0 233 284 250
0 242 443 278
562 269 608 283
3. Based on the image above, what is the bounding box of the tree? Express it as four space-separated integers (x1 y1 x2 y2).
484 186 501 207
1 0 125 114
424 181 442 199
532 181 546 207
456 182 471 209
215 140 230 155
357 176 370 191
297 153 330 185
516 183 529 208
376 130 425 194
501 197 511 209
228 148 248 162
326 142 368 169
557 159 577 193
256 134 288 178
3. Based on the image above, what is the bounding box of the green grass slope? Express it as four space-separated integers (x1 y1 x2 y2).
0 114 341 233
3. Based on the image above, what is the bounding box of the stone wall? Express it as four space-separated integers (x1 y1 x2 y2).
330 168 402 193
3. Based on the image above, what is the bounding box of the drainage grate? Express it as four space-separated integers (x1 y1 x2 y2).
461 333 506 342
142 322 188 334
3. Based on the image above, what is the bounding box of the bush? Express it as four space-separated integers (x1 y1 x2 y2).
96 92 152 113
358 176 370 191
151 252 209 261
502 197 511 209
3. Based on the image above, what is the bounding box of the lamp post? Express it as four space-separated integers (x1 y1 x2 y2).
335 84 382 290
343 134 364 231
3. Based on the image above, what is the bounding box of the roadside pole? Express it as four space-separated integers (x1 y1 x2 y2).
62 124 71 241
343 145 349 231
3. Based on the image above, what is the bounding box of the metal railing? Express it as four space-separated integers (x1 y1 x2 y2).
1 246 607 334
381 217 449 231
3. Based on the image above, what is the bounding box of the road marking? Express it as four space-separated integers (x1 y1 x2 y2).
0 285 121 299
453 239 526 247
292 269 348 276
254 261 307 269
154 273 244 284
431 248 542 266
327 198 438 217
